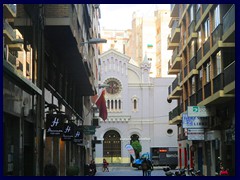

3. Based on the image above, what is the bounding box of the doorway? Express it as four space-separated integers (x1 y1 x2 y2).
103 130 121 163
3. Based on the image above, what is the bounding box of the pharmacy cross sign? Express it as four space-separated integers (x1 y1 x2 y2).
193 106 199 112
187 106 211 117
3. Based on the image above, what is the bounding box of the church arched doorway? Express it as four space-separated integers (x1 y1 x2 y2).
103 130 121 163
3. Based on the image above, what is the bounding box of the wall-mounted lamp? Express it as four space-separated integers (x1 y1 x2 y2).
80 38 107 46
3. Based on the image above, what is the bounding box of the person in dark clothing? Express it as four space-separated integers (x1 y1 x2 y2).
44 163 57 176
89 160 97 176
141 158 153 176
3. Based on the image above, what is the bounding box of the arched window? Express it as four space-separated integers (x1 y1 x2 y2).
111 100 114 109
107 100 110 109
115 100 117 110
118 100 121 109
134 99 137 110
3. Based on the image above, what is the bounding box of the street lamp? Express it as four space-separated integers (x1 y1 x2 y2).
80 38 107 45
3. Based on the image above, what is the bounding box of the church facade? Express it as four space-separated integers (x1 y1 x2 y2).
95 49 177 165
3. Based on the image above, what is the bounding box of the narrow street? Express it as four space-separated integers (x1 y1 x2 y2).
95 166 166 176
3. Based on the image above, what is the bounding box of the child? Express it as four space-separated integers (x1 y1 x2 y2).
102 159 109 172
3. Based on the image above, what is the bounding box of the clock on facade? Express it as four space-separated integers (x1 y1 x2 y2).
106 80 120 94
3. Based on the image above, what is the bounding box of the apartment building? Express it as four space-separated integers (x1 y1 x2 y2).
3 4 102 176
167 4 235 176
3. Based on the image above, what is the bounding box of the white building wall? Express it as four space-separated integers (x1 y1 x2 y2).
95 49 177 165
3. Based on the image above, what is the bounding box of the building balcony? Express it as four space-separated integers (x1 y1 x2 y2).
224 61 235 94
14 4 96 96
169 104 182 125
212 24 223 46
167 35 179 50
170 20 180 43
7 52 17 66
195 7 201 25
198 65 234 106
3 4 16 18
170 4 179 18
222 5 235 42
168 47 181 74
197 40 235 70
3 21 15 44
168 76 182 100
195 4 213 31
190 93 197 106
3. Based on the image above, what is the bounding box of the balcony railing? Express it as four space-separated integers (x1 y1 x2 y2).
171 20 179 38
7 4 16 14
168 85 172 95
172 47 179 63
197 88 203 104
213 73 224 93
202 4 208 13
189 56 196 72
204 81 211 99
224 61 235 86
190 93 197 106
196 8 201 24
212 24 223 46
169 111 173 121
172 105 182 119
3 20 15 39
223 5 235 34
172 77 179 91
179 71 182 82
203 37 210 56
8 52 16 66
188 20 196 36
197 47 202 64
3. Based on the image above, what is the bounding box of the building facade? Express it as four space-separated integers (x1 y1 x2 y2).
3 4 102 176
94 49 178 166
167 4 235 176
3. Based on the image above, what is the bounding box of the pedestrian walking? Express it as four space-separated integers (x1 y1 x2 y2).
141 158 153 176
102 158 109 172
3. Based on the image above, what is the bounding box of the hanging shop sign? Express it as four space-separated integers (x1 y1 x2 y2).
82 125 96 135
187 106 212 117
182 113 208 129
73 125 83 145
187 129 205 141
46 114 65 137
61 122 75 141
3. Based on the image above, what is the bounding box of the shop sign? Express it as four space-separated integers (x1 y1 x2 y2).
73 125 83 145
187 129 205 140
187 106 211 117
182 113 208 129
205 130 221 141
82 125 96 135
61 122 75 141
46 114 65 137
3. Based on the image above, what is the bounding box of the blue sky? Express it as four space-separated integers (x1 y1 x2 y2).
99 4 170 30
